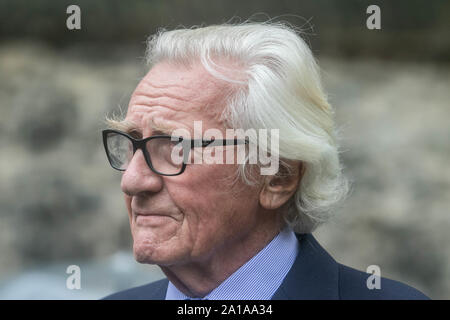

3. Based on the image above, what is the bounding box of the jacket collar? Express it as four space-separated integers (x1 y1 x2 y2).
153 233 339 300
147 278 169 300
271 233 340 300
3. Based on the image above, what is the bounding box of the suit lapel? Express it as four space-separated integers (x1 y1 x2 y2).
271 233 340 300
147 278 169 300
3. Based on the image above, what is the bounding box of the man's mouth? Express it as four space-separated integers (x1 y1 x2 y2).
134 211 174 226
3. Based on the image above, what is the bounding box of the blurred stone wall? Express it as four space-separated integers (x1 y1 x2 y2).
0 42 143 274
1 0 449 62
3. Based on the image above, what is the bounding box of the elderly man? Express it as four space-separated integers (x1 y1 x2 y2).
102 22 428 300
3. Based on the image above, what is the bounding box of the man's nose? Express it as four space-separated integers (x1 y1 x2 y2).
121 149 163 196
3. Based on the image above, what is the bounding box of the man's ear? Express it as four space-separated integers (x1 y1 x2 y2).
259 162 305 210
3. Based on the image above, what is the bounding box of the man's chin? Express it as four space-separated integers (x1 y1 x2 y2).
134 250 156 264
132 241 183 266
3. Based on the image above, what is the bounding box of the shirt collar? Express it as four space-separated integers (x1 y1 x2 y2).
165 226 299 300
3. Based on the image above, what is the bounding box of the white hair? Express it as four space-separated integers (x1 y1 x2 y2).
145 22 349 233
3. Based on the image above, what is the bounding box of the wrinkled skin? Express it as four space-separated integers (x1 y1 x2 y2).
120 61 300 297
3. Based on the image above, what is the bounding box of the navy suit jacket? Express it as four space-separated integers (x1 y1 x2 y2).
103 233 429 300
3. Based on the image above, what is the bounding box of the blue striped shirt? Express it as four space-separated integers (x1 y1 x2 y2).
165 226 299 300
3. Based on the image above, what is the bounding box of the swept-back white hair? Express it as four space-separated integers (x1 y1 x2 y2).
145 22 349 233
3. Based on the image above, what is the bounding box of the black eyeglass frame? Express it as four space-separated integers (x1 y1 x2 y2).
102 129 249 176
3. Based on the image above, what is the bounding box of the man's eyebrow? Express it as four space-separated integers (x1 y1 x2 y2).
106 119 140 134
148 121 176 135
105 118 175 136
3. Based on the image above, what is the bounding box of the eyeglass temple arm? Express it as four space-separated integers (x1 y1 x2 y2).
188 138 249 148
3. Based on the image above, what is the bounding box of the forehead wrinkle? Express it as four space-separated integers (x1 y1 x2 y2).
135 67 229 112
138 79 199 103
140 79 193 91
127 62 235 136
133 86 193 105
130 88 202 114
